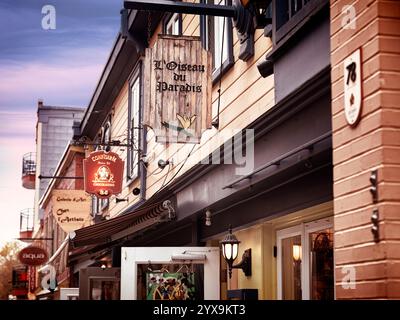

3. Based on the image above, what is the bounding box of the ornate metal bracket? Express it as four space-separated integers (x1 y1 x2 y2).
123 0 271 62
161 199 176 221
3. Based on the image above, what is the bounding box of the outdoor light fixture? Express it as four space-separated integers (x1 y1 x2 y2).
205 209 212 226
158 159 170 170
132 187 141 196
238 0 272 29
220 226 252 279
292 244 302 262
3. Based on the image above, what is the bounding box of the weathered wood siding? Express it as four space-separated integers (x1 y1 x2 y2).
106 1 274 217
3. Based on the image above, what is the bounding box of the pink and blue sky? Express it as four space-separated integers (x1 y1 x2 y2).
0 0 121 245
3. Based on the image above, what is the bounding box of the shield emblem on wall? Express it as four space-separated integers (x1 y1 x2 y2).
143 35 212 143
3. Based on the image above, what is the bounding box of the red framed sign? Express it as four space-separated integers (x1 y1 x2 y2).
83 150 124 199
18 246 48 266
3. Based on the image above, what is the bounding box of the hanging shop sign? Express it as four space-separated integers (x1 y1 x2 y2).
344 48 362 126
28 266 36 293
18 246 48 266
83 150 124 199
52 190 91 233
144 35 212 143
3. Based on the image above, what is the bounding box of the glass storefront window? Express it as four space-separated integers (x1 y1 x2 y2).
90 279 120 300
309 228 334 300
277 218 334 300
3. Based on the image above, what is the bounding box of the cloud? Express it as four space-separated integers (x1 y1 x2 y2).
0 111 36 141
0 0 120 63
0 139 36 245
0 46 110 110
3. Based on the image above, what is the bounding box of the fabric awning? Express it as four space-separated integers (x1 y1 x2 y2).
71 200 175 247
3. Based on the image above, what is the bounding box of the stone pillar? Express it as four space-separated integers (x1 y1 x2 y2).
330 0 400 299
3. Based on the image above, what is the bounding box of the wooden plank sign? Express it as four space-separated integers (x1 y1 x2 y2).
52 190 91 233
144 35 212 143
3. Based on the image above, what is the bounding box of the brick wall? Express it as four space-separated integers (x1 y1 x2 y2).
331 0 400 299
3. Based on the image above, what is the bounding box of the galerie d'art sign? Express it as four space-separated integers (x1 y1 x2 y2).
83 150 124 199
144 35 212 143
52 190 91 233
18 246 48 266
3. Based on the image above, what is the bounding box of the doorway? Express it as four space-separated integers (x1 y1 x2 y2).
79 267 120 300
277 217 334 300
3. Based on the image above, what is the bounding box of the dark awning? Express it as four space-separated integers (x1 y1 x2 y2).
71 200 175 247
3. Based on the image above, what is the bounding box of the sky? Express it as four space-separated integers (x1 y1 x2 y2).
0 0 121 246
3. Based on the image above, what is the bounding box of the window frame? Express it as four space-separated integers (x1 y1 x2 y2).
273 0 328 45
200 0 234 84
163 12 183 36
100 117 112 211
276 217 334 300
127 62 143 183
91 132 102 218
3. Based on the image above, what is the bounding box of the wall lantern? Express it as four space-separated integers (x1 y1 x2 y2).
292 244 302 262
220 226 252 279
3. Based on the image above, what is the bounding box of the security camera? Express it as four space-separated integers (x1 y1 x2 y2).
132 188 140 196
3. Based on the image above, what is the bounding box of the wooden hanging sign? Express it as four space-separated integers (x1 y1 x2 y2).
144 35 212 143
52 190 91 233
83 150 124 199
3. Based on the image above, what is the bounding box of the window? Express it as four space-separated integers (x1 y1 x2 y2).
277 217 334 300
164 13 182 35
200 0 234 82
100 119 111 209
274 0 326 44
102 121 111 149
127 66 142 181
91 195 100 217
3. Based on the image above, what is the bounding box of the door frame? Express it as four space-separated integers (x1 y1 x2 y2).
276 224 303 300
120 247 220 300
276 217 333 300
79 267 121 300
303 217 333 300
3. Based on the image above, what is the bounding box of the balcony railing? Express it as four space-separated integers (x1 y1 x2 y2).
22 152 36 189
20 208 34 240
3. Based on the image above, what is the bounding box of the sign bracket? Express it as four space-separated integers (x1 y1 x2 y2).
71 139 140 151
123 0 272 63
124 0 237 18
39 175 83 180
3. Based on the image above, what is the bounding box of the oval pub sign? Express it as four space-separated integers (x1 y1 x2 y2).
18 246 48 266
83 150 124 199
